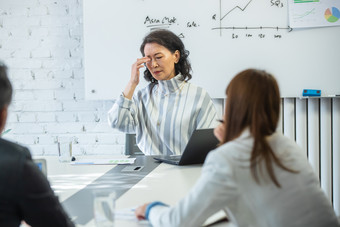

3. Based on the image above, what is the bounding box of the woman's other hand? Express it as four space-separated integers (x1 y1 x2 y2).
214 123 225 143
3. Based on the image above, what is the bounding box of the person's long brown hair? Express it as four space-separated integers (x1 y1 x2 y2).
222 69 297 187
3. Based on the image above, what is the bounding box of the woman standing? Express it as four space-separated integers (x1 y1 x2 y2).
108 29 217 155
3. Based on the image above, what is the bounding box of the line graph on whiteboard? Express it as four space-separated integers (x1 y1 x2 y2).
211 0 292 37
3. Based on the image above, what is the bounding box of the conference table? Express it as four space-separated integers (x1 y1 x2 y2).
38 155 231 227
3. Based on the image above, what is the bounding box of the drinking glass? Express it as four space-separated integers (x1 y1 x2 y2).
57 137 72 163
93 191 116 227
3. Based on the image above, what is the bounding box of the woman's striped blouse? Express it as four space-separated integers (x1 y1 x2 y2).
108 74 218 155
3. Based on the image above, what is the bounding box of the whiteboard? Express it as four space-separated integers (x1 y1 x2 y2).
83 0 340 99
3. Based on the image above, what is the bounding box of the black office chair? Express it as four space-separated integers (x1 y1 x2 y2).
125 134 143 155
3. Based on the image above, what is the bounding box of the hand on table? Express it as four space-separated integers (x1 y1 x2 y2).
135 203 149 220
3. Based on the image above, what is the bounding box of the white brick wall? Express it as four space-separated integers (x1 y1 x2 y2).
0 0 125 156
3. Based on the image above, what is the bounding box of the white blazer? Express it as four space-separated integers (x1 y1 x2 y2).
149 130 340 227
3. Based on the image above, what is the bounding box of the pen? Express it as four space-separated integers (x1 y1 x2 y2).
72 162 94 165
217 119 224 123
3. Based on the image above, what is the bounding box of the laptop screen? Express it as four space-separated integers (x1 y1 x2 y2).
33 158 47 176
153 128 219 165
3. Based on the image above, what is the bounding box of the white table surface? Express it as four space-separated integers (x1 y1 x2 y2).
35 156 115 202
34 155 231 227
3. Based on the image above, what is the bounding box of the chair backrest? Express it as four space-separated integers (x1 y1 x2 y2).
125 134 143 155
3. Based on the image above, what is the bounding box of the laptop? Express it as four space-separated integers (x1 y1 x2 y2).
153 128 219 165
33 158 47 176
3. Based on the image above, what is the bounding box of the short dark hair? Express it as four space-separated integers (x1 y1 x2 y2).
140 29 192 83
0 63 13 110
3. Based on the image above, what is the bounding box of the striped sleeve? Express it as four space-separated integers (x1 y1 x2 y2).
196 90 219 129
107 94 139 133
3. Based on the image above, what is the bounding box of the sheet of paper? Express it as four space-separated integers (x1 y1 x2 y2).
70 158 136 165
115 207 149 226
115 207 229 226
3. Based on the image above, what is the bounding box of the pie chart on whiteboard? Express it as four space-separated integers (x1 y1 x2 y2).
324 7 340 22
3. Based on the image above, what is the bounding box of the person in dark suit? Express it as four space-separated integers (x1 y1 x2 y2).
0 63 75 227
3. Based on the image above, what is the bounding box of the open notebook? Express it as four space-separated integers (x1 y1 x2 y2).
153 128 219 165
